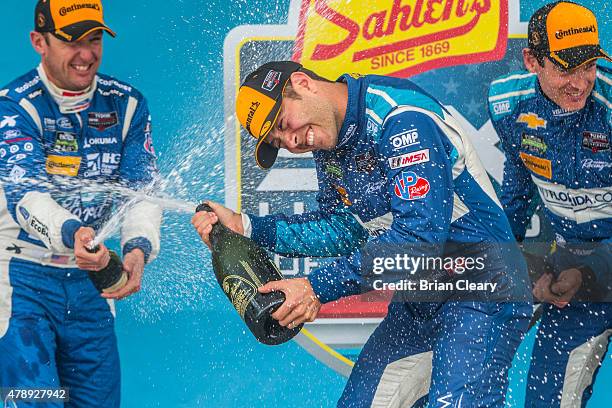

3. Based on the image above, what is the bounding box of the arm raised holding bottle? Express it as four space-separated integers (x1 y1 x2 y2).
191 201 323 331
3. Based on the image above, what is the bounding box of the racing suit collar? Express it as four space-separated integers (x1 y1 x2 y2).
334 74 361 149
37 64 97 114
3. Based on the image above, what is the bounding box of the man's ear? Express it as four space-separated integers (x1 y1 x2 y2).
522 48 540 73
289 71 316 94
30 31 46 56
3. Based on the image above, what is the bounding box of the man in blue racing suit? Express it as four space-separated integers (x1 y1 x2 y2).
488 2 611 406
193 61 531 407
0 1 161 407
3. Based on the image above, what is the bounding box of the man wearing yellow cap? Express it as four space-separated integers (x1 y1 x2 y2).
0 1 161 406
488 2 612 406
193 58 533 405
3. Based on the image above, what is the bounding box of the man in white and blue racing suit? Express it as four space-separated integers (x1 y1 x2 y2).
0 1 161 407
193 61 532 407
488 2 612 406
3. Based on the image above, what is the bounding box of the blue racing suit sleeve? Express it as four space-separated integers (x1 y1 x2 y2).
119 96 162 263
581 237 612 290
490 112 537 241
0 98 82 252
247 168 369 258
309 110 454 303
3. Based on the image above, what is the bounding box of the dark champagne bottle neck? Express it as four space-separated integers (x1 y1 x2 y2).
209 221 233 248
195 203 235 249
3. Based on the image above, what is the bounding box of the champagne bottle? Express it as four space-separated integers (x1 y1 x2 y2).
86 246 128 293
196 203 302 345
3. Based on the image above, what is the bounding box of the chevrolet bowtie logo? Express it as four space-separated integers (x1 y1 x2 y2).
517 113 547 130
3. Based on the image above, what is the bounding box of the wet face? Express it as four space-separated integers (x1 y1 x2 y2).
264 73 340 154
32 31 103 91
523 49 597 111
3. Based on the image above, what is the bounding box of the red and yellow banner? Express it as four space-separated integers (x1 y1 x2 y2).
293 0 508 78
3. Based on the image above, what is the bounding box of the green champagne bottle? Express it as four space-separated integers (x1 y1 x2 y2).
196 203 302 345
86 246 128 293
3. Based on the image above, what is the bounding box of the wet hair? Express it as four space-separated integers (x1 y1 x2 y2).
528 48 546 67
283 67 334 99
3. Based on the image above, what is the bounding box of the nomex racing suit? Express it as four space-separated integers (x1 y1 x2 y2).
489 66 612 407
0 65 161 407
243 73 532 407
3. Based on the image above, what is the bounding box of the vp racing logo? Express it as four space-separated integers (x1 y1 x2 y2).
394 171 430 200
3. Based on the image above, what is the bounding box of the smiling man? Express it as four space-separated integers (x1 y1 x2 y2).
193 60 533 407
488 1 612 406
0 1 161 406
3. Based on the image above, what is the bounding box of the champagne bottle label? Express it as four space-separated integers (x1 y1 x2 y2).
240 260 264 287
221 261 266 318
196 203 302 345
222 275 257 318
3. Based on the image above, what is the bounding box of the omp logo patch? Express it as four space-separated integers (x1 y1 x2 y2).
492 100 511 115
390 128 419 150
520 152 552 179
45 155 81 176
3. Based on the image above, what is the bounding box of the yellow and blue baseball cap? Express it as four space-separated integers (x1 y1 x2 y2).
35 0 116 42
236 61 302 169
528 1 611 70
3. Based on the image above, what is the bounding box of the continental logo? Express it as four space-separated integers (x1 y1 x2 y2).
245 101 261 132
555 25 596 40
520 152 552 180
59 3 100 16
293 0 507 78
45 155 81 177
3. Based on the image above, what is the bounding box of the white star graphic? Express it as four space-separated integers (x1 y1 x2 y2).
442 78 460 95
465 98 481 117
465 64 480 75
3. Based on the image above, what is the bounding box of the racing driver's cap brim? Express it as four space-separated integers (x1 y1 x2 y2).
55 20 116 42
549 45 612 70
236 61 302 169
